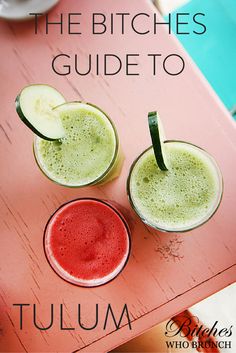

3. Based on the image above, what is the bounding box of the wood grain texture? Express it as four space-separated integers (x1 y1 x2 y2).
0 1 236 352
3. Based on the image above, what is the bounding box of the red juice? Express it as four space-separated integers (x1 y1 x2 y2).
44 198 130 287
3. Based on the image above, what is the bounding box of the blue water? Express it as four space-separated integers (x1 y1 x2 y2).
167 0 236 119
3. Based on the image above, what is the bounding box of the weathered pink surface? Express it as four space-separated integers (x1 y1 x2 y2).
0 1 236 352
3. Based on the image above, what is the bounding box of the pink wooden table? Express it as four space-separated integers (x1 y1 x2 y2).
1 1 236 352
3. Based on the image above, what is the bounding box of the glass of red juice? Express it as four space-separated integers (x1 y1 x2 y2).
44 198 131 287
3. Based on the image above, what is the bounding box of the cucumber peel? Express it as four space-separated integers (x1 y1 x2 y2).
15 84 66 141
148 111 168 171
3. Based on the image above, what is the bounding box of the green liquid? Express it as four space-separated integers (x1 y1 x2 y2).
35 103 117 186
129 142 221 231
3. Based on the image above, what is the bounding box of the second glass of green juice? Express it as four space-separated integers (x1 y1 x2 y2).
127 141 223 233
34 102 122 187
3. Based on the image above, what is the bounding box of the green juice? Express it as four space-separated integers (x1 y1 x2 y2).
34 102 119 187
128 141 222 232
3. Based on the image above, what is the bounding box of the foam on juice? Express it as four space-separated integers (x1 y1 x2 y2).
44 199 130 286
35 103 116 186
129 141 221 231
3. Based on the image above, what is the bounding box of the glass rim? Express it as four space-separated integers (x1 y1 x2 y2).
43 197 131 288
127 140 224 233
33 101 120 188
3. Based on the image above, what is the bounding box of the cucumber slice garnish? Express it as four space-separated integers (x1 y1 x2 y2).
148 111 168 171
15 84 66 141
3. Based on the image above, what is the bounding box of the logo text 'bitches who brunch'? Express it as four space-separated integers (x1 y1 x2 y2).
166 312 233 351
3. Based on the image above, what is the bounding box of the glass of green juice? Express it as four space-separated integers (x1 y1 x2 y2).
127 141 223 233
34 102 122 187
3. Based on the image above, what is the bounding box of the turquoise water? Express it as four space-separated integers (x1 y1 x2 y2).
167 0 236 119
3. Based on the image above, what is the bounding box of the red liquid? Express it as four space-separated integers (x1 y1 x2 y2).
44 199 130 287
